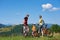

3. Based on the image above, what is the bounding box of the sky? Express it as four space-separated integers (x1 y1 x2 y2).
0 0 60 25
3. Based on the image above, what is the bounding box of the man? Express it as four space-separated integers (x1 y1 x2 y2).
23 14 29 36
38 15 45 34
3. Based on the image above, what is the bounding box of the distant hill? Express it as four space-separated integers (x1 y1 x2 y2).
0 24 6 28
34 24 52 28
0 23 52 28
46 24 52 28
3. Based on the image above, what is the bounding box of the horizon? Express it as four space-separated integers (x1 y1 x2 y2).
0 0 60 25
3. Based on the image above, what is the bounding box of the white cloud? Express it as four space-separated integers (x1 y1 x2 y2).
51 7 60 11
42 3 52 9
41 3 60 11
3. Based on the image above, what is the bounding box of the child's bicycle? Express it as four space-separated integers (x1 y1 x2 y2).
23 26 29 37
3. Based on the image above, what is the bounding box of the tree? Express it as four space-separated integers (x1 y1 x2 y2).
50 24 60 33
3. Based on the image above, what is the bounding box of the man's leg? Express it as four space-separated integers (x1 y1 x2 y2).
41 25 44 37
40 25 43 33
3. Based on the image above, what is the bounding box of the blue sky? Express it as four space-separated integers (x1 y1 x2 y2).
0 0 60 25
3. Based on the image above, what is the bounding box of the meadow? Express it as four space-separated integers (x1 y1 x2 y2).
0 33 60 40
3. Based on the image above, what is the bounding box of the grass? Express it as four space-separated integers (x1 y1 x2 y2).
0 34 60 40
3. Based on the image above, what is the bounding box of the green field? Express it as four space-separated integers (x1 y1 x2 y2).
0 33 60 40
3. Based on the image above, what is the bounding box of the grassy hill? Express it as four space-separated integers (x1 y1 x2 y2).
0 24 60 40
0 24 33 36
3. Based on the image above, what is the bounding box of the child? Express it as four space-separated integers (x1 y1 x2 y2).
32 24 37 37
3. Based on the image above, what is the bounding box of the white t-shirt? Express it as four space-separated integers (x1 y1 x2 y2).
39 18 44 25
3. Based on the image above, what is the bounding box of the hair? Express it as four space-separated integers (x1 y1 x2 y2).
26 14 29 17
39 15 42 18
